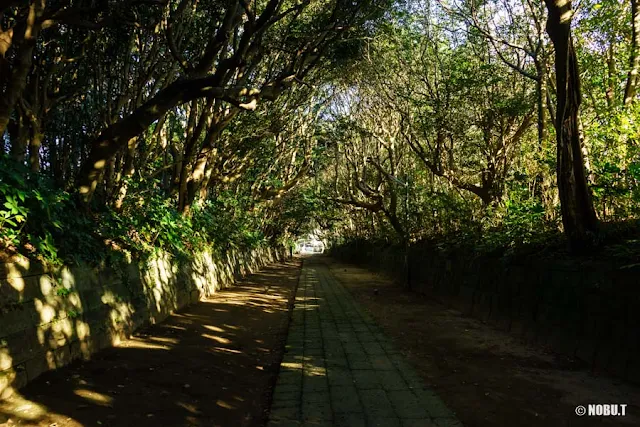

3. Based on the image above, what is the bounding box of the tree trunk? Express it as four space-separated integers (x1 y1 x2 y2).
535 57 546 146
383 209 406 241
0 1 44 136
624 0 640 106
544 0 599 251
606 44 616 109
8 114 28 163
182 148 212 215
28 127 42 172
76 77 286 204
114 138 137 212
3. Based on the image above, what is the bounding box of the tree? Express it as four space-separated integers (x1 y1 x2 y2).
544 0 599 250
74 0 390 205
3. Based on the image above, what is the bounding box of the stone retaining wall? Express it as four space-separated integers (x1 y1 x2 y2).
331 241 640 383
0 245 286 398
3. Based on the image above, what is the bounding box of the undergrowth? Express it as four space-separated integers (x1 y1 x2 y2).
0 155 268 267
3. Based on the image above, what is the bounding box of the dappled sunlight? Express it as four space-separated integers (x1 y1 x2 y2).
281 361 304 371
0 253 295 425
210 346 243 355
120 334 178 351
203 324 225 333
115 340 172 351
73 388 114 407
304 364 327 377
6 275 26 294
216 399 235 410
201 334 231 345
163 324 187 332
142 253 180 319
3 257 32 296
0 393 48 422
177 401 201 415
0 349 12 373
223 324 240 331
146 336 180 345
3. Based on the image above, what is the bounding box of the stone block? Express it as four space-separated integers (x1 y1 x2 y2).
0 304 39 337
432 418 463 427
1 258 43 280
303 395 332 422
368 417 401 427
303 375 329 394
327 367 353 386
331 385 362 413
360 389 395 418
334 413 366 427
25 352 49 382
387 390 429 419
377 370 407 391
1 328 40 366
0 276 42 304
0 365 27 399
269 406 300 421
352 370 380 390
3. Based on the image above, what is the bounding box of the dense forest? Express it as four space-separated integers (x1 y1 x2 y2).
1 0 639 265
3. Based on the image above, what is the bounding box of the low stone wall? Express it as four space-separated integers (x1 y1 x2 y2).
332 241 640 383
0 245 286 398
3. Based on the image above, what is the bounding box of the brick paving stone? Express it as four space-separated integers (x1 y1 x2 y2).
303 391 332 403
334 413 366 427
432 418 464 427
303 398 333 422
327 367 354 386
325 356 349 368
359 389 396 418
376 370 408 391
331 385 363 414
401 419 437 427
270 406 301 421
303 375 329 392
357 335 377 345
367 417 402 427
369 354 396 371
268 419 302 427
362 342 386 356
305 348 325 358
274 389 301 402
387 390 430 419
344 342 365 355
348 356 374 370
278 370 303 386
267 258 461 427
352 369 381 390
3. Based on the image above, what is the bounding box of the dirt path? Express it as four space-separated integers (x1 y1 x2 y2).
327 257 640 427
0 259 301 427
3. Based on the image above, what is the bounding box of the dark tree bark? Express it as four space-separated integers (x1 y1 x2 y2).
76 75 291 205
8 111 28 163
0 1 45 135
624 0 640 106
113 137 137 211
544 0 599 251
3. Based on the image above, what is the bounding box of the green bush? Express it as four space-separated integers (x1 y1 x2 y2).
0 157 270 266
0 155 78 265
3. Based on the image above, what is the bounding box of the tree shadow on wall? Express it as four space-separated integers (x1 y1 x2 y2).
0 259 301 427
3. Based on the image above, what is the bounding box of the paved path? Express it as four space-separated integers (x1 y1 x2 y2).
268 257 461 427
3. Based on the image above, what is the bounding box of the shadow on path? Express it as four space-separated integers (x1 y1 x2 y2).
328 257 640 427
268 256 460 427
0 259 301 427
